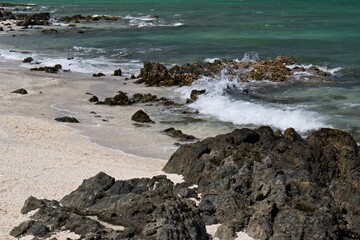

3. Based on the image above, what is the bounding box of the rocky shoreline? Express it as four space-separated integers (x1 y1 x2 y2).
11 127 360 239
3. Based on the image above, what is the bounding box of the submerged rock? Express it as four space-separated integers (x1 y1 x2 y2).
163 127 360 239
54 116 79 123
11 88 28 94
131 110 154 123
41 28 58 33
162 127 196 141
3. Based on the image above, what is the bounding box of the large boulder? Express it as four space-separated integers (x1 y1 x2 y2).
131 110 154 123
163 127 360 239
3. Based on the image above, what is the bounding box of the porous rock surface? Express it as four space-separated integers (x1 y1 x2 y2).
137 55 331 87
164 127 360 239
10 126 360 239
11 173 208 240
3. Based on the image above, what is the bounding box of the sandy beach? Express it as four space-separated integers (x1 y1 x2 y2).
0 60 184 239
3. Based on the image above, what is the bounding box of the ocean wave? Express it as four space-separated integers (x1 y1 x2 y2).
176 73 329 133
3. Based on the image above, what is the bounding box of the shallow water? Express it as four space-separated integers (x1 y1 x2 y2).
1 0 359 141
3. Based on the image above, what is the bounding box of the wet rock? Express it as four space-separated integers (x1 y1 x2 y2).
92 72 105 77
132 93 158 103
163 126 360 239
11 88 28 94
130 74 136 79
308 66 331 76
0 27 3 31
75 29 84 34
88 95 99 102
58 15 120 23
16 12 50 26
22 57 33 63
131 110 154 123
114 69 122 76
100 91 130 105
41 28 58 33
138 55 333 87
30 64 62 73
190 89 206 101
54 116 80 123
162 127 196 141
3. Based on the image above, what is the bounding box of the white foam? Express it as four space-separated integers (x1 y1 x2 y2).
288 64 342 75
123 15 184 28
177 74 328 133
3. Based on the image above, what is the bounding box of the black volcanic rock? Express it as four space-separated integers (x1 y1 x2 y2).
137 55 332 87
163 127 360 239
12 173 209 240
131 110 154 123
16 12 50 27
54 116 79 123
11 88 28 94
114 69 122 76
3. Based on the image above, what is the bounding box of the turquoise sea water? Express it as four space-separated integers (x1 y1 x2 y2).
1 0 360 139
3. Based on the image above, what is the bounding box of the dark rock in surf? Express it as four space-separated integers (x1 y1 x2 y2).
16 12 50 26
22 57 33 63
30 64 62 73
0 27 3 31
75 29 84 34
11 88 28 94
131 110 154 123
163 127 360 239
190 89 206 101
54 116 79 123
41 28 58 33
92 72 105 77
114 69 122 76
162 127 196 141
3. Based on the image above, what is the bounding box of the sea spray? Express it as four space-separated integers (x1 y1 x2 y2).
177 71 329 133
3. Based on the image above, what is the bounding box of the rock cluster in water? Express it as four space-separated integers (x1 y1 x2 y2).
137 55 331 87
95 91 179 107
11 127 360 239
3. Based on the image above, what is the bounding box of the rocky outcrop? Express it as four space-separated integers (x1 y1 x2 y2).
11 173 208 240
137 55 332 87
163 127 360 239
55 116 80 123
131 110 154 123
16 12 50 27
11 126 360 239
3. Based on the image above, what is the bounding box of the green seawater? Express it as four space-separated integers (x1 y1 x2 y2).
1 0 360 139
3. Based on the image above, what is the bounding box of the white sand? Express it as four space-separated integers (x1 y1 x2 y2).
0 61 184 239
